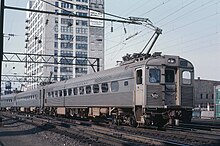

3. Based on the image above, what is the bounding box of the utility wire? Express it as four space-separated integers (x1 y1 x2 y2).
156 0 198 24
140 0 172 16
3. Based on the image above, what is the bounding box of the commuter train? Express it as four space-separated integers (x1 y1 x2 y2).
0 52 194 127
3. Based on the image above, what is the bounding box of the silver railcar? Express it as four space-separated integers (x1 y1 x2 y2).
0 53 194 127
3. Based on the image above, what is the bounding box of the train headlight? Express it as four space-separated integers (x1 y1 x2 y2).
168 58 176 64
151 93 159 99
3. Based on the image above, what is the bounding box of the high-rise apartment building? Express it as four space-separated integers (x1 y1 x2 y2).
25 0 104 89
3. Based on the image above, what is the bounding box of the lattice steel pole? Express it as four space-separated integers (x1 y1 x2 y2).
0 0 5 116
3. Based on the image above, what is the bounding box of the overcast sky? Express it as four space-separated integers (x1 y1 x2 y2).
3 0 220 85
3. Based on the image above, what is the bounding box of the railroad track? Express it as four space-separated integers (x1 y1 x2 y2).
1 112 190 146
2 112 220 146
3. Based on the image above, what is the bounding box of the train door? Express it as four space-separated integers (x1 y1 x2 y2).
180 69 194 107
40 88 46 110
146 66 162 106
164 68 177 106
135 68 144 105
135 68 145 122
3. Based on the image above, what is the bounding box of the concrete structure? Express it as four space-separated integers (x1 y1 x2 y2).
25 0 104 89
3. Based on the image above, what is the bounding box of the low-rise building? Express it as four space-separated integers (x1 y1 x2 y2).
193 77 220 118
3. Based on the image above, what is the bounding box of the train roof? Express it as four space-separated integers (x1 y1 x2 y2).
46 53 193 88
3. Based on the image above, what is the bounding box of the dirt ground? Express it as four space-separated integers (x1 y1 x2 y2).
0 117 86 146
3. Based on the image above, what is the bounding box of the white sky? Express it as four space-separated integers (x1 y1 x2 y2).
2 0 220 90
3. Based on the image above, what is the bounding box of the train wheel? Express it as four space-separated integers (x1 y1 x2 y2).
129 116 137 127
111 116 121 126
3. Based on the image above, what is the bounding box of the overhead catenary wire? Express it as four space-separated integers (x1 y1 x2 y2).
106 0 220 55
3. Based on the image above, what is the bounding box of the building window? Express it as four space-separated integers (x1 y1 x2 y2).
76 12 87 16
55 2 59 7
54 34 58 40
61 34 74 41
54 42 58 48
76 51 87 57
61 18 73 25
206 94 208 99
76 28 88 34
54 67 58 72
61 26 73 33
76 5 88 10
75 67 87 73
76 43 88 50
76 20 88 26
61 42 73 49
76 36 88 42
201 94 203 99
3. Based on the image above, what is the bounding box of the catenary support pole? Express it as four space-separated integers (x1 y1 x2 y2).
0 0 5 119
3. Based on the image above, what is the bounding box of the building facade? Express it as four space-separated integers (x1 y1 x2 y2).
25 0 104 89
194 77 220 112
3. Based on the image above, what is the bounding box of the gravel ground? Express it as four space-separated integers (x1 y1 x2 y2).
0 118 93 146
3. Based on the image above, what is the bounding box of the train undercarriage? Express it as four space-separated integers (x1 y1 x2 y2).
2 106 192 128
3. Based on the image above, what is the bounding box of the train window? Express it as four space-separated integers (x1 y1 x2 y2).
63 89 67 96
68 88 72 96
136 70 142 84
101 83 108 93
55 91 58 97
48 92 51 97
111 81 119 92
182 71 191 84
124 81 128 86
79 86 84 95
149 69 160 83
59 90 63 97
165 69 175 83
86 85 91 94
93 84 99 93
73 87 78 95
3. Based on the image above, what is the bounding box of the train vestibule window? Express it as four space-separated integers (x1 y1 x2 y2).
182 71 191 84
149 69 160 83
136 69 142 84
165 69 175 83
